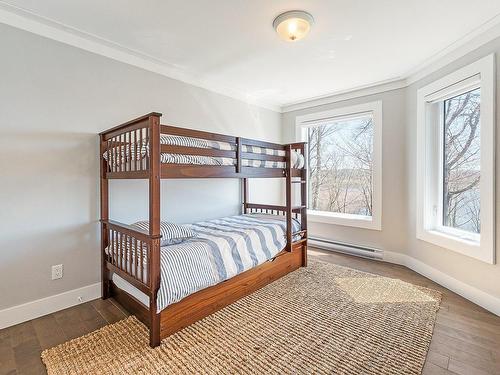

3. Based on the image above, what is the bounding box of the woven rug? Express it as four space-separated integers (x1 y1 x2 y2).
42 260 441 374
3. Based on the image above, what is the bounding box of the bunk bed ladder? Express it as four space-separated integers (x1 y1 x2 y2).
285 145 293 252
286 143 308 260
300 166 308 266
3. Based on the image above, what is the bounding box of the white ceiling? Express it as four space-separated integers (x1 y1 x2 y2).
2 0 500 110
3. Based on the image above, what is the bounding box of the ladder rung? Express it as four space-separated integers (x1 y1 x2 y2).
291 180 306 184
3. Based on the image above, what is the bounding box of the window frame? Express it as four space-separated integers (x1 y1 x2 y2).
295 101 383 231
416 54 496 264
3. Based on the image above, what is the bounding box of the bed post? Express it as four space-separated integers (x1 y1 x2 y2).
148 113 162 347
100 134 110 299
285 145 293 252
301 154 308 267
242 178 248 214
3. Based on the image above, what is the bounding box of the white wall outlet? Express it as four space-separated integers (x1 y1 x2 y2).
51 264 63 280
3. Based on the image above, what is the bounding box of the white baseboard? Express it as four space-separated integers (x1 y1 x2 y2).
0 283 101 330
382 250 407 266
383 251 500 316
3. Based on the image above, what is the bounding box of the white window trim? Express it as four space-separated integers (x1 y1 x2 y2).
416 54 496 264
295 101 383 231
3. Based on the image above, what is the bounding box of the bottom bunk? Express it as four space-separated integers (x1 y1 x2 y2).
103 213 307 345
110 242 306 340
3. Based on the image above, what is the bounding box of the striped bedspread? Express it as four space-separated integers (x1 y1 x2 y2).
103 134 305 169
155 214 301 312
160 153 287 168
160 134 286 156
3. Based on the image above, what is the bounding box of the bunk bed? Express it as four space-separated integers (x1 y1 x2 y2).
99 112 308 347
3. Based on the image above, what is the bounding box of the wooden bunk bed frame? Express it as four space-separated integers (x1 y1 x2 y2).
99 112 307 347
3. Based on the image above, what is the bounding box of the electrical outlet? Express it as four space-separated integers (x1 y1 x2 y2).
51 264 63 280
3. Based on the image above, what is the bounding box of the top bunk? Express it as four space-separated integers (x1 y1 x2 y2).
100 112 306 179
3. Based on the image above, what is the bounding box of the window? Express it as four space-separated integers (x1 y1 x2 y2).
442 88 481 235
296 101 382 230
416 55 495 264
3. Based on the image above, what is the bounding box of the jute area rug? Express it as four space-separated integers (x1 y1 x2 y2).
42 260 441 374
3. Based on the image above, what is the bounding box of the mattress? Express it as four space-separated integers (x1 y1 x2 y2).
109 213 302 312
103 134 305 169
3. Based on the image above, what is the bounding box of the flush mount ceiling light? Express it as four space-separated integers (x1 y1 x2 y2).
273 10 314 42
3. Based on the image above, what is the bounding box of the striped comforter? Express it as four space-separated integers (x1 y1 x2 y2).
155 214 301 312
103 134 305 169
160 153 287 168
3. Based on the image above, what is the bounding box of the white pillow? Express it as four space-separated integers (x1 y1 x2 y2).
131 221 197 246
291 151 305 168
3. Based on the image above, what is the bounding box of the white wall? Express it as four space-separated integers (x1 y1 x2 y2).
0 24 282 311
282 89 408 255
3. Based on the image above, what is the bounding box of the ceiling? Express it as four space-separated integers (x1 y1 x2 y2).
2 0 500 110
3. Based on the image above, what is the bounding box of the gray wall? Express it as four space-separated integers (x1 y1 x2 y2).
282 89 408 254
406 39 500 299
0 24 283 310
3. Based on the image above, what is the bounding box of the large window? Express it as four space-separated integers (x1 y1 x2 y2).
296 101 382 230
416 55 495 264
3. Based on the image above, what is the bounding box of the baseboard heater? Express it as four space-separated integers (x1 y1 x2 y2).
309 237 383 260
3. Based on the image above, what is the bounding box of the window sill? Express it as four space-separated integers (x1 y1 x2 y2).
308 210 381 231
417 228 494 264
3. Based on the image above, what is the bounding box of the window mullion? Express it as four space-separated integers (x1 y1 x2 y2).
437 101 445 231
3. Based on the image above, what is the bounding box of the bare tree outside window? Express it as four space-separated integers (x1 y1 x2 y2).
442 88 481 233
308 116 374 216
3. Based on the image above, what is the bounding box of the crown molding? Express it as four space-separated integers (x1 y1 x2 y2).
0 2 282 112
404 13 500 85
1 2 500 114
281 78 406 113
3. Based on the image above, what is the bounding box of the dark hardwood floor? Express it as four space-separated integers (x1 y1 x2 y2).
1 248 499 374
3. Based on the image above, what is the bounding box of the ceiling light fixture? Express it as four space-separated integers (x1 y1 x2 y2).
273 10 314 42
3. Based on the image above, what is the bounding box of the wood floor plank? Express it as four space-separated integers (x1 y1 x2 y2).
91 298 128 324
436 315 500 344
32 315 67 350
432 331 495 361
448 358 498 375
12 336 44 375
447 302 499 319
434 322 500 352
425 350 450 369
8 322 37 349
439 310 500 332
423 362 458 375
109 298 132 317
53 303 102 341
430 340 499 374
77 302 108 332
0 329 16 375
